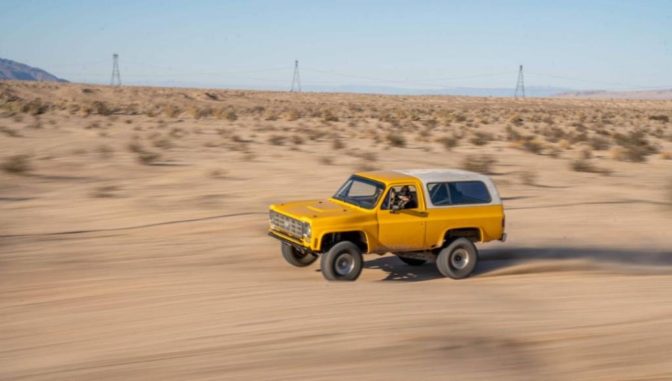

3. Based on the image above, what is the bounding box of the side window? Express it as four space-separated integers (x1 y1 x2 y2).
427 181 491 206
449 181 491 205
427 183 451 206
381 185 419 210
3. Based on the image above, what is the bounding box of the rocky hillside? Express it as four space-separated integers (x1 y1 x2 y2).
0 58 67 82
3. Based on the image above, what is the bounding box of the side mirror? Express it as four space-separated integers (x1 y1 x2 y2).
391 204 400 213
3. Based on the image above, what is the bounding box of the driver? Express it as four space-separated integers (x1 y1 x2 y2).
395 185 412 209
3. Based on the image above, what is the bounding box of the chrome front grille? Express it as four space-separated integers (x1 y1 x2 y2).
269 210 304 239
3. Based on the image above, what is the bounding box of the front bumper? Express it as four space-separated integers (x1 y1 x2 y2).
268 229 312 251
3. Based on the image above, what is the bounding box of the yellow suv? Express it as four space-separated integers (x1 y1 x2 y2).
269 169 505 281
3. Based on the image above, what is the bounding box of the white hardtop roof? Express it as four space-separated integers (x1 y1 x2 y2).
397 169 491 184
396 169 502 206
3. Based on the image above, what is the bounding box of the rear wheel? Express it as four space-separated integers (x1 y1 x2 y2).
397 256 426 266
320 241 363 281
281 243 318 267
436 238 478 279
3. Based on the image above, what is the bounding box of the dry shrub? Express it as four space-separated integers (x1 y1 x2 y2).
319 156 334 165
209 169 228 179
649 115 669 123
437 135 459 150
97 145 114 159
461 154 497 174
520 137 544 154
541 126 565 143
570 159 611 175
137 151 161 165
386 132 406 148
469 131 493 146
92 101 114 116
224 110 238 121
509 115 524 126
21 99 48 115
612 130 658 162
284 109 301 121
292 135 304 145
2 154 31 174
589 135 611 151
505 126 522 141
321 110 339 122
332 138 345 150
153 137 174 149
0 126 21 137
580 147 593 160
355 161 378 171
127 140 145 153
190 106 212 119
519 170 537 186
91 185 121 198
163 105 182 118
268 135 286 146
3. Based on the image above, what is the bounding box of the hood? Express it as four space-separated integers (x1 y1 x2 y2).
270 198 362 221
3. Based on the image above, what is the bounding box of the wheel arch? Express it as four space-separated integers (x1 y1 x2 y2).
319 230 369 253
439 227 483 247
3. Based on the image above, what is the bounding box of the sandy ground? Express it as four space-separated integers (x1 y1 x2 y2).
1 82 672 380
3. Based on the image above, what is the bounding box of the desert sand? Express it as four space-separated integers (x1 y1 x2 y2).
1 81 672 380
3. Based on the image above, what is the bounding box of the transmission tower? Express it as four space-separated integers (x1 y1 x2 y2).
110 53 121 87
290 59 301 92
514 64 525 98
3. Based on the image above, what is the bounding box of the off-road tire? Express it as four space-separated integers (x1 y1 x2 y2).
436 238 478 279
320 241 363 281
397 256 427 266
281 243 318 267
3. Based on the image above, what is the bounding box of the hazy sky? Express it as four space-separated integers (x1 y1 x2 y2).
1 0 671 91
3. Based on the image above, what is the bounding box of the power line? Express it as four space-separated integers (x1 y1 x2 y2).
514 65 525 98
110 53 121 86
290 59 301 92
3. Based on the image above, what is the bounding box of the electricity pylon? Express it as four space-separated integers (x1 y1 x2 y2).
514 65 525 98
290 59 301 92
110 53 121 87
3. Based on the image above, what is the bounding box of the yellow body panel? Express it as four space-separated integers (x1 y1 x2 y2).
269 172 505 254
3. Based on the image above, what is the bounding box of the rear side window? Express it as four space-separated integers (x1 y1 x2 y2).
427 181 491 206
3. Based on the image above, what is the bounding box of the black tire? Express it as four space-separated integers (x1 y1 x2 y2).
281 243 318 267
397 256 427 266
320 241 363 281
436 238 478 279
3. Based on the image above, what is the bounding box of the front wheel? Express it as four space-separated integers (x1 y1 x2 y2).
436 238 478 279
281 243 318 267
320 241 363 281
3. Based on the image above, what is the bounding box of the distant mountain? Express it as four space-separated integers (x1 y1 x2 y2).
557 89 672 100
0 58 67 82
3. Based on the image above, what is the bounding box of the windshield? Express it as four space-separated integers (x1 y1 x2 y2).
332 176 385 209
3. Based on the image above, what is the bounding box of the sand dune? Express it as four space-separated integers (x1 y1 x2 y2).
1 81 672 380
